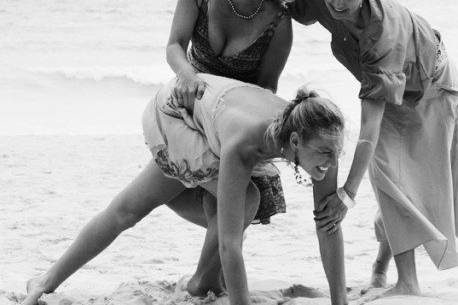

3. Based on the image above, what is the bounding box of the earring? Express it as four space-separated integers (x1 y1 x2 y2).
293 149 306 185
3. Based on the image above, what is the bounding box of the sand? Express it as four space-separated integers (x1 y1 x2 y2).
2 0 458 303
1 135 457 305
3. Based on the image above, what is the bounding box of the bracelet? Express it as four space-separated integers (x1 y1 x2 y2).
336 187 356 209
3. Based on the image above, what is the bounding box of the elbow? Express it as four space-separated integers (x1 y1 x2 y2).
359 122 381 146
358 127 380 149
165 44 174 66
165 42 181 64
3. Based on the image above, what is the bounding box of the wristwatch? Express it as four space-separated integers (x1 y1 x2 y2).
336 187 356 209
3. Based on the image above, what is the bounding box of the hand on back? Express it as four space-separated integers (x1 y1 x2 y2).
171 69 207 113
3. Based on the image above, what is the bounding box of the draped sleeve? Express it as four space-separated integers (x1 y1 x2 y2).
357 0 413 105
359 49 407 105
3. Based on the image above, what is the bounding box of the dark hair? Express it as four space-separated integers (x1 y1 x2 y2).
266 87 345 148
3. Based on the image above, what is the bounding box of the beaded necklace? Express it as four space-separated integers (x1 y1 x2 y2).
225 0 265 20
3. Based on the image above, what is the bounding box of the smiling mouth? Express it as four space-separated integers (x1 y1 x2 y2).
317 166 329 173
330 5 348 14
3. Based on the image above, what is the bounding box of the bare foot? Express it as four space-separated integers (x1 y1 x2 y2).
22 276 53 305
370 272 387 288
360 260 389 294
381 282 420 297
186 274 225 297
281 284 327 298
370 260 389 288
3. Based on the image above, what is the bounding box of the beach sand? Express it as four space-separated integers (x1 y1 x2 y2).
1 135 457 305
1 0 458 304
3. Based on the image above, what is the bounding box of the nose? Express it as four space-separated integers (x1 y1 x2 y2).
329 151 338 168
326 0 345 10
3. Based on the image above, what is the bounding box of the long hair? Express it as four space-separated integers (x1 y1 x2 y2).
265 87 345 149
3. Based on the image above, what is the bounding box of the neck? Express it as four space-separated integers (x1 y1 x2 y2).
263 126 283 159
226 0 266 16
263 129 296 164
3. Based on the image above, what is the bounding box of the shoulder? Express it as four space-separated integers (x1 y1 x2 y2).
361 0 412 59
270 1 292 27
222 120 269 165
265 6 292 48
217 107 274 164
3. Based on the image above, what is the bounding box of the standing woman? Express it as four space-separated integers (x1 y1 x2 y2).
165 0 293 295
290 0 458 295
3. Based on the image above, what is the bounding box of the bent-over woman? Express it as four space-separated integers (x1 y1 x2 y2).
23 74 348 305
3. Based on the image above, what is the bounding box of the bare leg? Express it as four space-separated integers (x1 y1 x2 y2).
188 181 260 296
370 213 392 288
383 249 420 296
166 188 207 228
187 193 226 296
23 161 186 305
166 190 224 295
370 240 392 288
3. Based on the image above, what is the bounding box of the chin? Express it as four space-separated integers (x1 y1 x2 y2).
313 174 326 181
310 172 327 181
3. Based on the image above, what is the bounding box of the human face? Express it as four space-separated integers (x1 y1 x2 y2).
296 133 343 181
323 0 362 23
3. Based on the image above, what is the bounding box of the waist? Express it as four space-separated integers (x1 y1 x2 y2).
187 47 260 84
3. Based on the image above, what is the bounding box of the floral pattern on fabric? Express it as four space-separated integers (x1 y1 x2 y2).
154 148 218 186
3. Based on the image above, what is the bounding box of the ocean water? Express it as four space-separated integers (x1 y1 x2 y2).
1 0 458 135
2 1 458 301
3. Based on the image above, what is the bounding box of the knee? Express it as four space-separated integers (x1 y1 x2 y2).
109 194 145 231
202 191 217 219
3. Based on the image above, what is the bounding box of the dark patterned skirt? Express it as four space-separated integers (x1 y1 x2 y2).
251 174 286 224
195 174 286 225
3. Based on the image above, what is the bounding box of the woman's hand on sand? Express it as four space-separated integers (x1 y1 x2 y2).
171 70 206 113
314 192 348 234
22 276 49 305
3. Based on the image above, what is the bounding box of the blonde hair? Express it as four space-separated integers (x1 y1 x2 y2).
265 87 345 148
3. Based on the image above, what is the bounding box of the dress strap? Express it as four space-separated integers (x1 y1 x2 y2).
270 7 287 28
194 0 208 9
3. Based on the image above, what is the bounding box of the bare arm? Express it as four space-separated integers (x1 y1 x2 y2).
166 0 198 75
313 167 348 305
256 16 293 92
217 140 255 305
315 99 385 233
343 99 386 197
311 99 385 304
166 0 206 110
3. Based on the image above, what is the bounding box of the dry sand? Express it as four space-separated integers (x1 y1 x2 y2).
1 135 457 304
